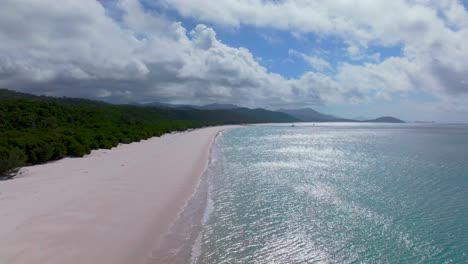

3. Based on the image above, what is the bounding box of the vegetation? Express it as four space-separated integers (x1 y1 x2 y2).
0 89 297 178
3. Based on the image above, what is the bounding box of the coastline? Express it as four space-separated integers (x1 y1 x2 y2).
149 127 225 263
0 125 237 264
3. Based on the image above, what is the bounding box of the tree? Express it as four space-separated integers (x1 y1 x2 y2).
0 147 26 179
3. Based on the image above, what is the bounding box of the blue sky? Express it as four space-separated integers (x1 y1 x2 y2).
146 3 406 79
149 1 467 121
1 0 468 122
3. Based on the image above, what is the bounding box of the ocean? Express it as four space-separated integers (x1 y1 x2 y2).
157 123 468 263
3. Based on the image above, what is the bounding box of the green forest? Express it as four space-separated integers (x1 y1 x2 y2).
0 89 296 179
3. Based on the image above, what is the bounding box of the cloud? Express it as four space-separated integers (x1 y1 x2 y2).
0 0 292 106
345 43 381 62
0 0 467 115
288 50 332 72
161 0 468 99
0 0 354 107
160 0 468 46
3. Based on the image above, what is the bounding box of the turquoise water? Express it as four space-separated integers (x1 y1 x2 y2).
192 124 468 263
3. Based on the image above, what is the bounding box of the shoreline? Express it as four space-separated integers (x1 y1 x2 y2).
167 128 227 230
0 125 237 264
150 128 225 263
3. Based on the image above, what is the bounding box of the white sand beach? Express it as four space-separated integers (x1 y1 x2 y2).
0 126 235 264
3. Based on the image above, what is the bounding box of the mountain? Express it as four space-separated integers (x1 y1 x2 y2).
277 108 336 121
197 103 240 110
136 101 192 109
1 90 401 124
0 89 39 100
277 108 354 122
0 89 297 126
0 89 107 106
136 102 240 110
365 116 405 123
277 108 405 123
230 108 299 123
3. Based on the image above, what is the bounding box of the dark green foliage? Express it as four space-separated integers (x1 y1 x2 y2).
67 139 87 157
0 89 298 178
28 141 54 164
0 147 26 179
50 142 67 160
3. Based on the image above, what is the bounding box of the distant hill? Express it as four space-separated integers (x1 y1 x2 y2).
230 108 299 123
278 108 336 121
197 103 240 110
0 89 296 125
136 102 240 110
136 101 192 109
0 89 107 106
278 107 404 123
1 89 402 124
364 116 405 123
277 108 355 122
0 89 39 100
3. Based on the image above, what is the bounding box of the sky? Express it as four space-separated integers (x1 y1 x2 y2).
1 0 468 122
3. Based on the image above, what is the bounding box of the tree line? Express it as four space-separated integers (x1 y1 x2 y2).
0 89 298 178
0 98 214 178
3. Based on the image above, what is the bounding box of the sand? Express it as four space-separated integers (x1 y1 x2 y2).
0 126 235 264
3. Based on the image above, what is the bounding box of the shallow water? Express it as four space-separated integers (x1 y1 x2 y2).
170 123 468 263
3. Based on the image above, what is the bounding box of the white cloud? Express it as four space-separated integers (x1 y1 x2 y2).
161 0 468 97
0 0 467 117
0 0 320 107
345 43 381 62
289 50 331 72
160 0 467 46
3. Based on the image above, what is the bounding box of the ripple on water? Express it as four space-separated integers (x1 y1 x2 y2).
190 125 467 263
